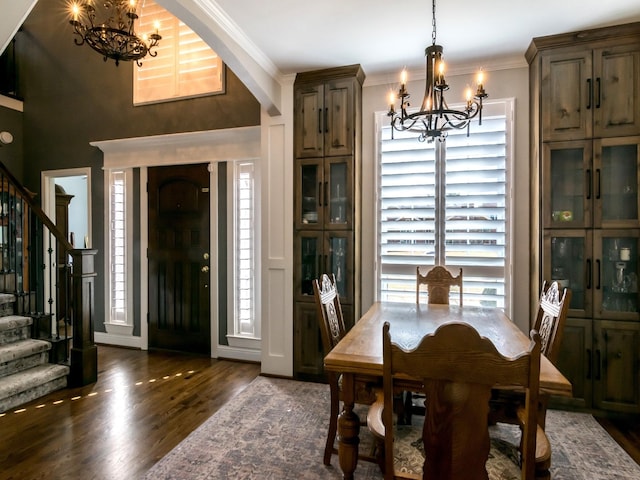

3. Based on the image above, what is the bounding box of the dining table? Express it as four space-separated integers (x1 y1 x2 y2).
323 301 573 480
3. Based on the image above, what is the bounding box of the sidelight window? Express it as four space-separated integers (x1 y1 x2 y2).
227 160 259 342
377 99 513 309
107 169 133 328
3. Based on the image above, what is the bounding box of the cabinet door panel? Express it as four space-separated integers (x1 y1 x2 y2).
293 231 324 302
543 141 592 229
553 317 592 410
593 320 640 413
594 137 640 228
325 79 354 157
325 156 353 230
293 302 324 379
594 45 640 138
295 158 324 230
542 50 592 141
593 229 640 321
294 85 324 158
325 231 354 305
544 229 592 318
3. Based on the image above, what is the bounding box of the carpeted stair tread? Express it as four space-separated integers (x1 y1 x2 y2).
0 339 51 364
0 315 33 332
0 364 70 401
0 293 16 308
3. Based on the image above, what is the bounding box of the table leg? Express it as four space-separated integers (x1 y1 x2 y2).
337 372 360 480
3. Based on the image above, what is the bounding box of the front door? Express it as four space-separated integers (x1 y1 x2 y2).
148 164 211 354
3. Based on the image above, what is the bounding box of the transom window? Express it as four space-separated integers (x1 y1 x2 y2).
134 0 225 105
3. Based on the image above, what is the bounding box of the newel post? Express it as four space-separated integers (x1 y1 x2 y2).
68 248 98 387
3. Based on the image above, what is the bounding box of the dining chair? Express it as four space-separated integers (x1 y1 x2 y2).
367 321 542 480
416 266 463 305
489 280 571 480
312 273 377 466
404 266 464 424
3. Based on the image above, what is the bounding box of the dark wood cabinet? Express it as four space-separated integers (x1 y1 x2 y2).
293 65 364 381
540 40 640 142
529 22 640 414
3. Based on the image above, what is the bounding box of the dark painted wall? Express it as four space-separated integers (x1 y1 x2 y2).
0 105 23 181
14 1 260 334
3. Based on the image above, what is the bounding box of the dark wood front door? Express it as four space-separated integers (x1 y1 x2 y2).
148 164 211 354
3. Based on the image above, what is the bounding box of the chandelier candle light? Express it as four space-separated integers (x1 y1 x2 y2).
69 0 161 66
388 0 488 141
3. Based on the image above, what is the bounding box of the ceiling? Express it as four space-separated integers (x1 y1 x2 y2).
2 0 640 111
212 0 640 81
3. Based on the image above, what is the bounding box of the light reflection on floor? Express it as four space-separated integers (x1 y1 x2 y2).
0 370 197 418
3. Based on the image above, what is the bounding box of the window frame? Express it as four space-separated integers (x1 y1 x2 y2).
226 159 260 347
374 98 514 312
105 168 134 332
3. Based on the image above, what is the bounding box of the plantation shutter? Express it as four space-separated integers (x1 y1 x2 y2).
379 101 509 308
134 0 224 105
110 170 127 323
235 162 256 337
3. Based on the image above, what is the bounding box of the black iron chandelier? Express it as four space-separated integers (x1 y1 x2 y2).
388 0 488 142
69 0 161 66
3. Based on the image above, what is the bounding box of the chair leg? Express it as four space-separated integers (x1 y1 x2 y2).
324 383 340 465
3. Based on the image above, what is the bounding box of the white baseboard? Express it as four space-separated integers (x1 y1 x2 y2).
95 331 142 349
216 344 261 363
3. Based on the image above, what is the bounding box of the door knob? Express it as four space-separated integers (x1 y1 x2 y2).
203 253 210 260
201 265 209 273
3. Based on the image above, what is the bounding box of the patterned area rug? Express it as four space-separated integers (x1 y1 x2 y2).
145 376 640 480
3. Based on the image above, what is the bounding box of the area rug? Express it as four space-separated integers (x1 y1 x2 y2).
144 376 640 480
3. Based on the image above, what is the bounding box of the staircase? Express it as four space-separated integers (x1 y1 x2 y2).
0 293 69 413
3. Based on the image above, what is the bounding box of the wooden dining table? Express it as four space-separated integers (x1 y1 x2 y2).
323 301 573 480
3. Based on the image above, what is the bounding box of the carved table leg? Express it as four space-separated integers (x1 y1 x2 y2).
337 372 360 480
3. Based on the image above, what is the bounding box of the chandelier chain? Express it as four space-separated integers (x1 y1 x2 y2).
431 0 437 45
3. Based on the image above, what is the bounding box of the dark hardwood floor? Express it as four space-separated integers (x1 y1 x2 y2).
1 345 639 479
0 345 260 480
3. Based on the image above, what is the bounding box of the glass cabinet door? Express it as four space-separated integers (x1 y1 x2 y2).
326 231 353 304
325 156 352 229
544 230 592 318
595 137 640 228
594 229 640 320
543 141 592 228
294 231 323 301
295 158 323 230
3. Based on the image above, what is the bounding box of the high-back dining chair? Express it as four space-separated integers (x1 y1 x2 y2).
312 273 376 465
368 321 542 480
489 280 571 480
416 266 463 305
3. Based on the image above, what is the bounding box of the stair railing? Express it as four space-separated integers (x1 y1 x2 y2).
0 161 97 386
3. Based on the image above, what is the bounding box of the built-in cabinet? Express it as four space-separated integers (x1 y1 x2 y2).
293 65 364 381
528 22 640 414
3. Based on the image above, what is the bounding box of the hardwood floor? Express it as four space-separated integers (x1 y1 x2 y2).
1 345 638 479
0 345 260 480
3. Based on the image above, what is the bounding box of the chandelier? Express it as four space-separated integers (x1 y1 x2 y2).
69 1 161 66
388 0 488 142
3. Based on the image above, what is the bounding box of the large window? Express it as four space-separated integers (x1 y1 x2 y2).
378 100 513 309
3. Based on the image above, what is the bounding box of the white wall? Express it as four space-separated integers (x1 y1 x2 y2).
360 65 532 332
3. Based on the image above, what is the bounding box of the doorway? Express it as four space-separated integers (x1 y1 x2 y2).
147 163 211 354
